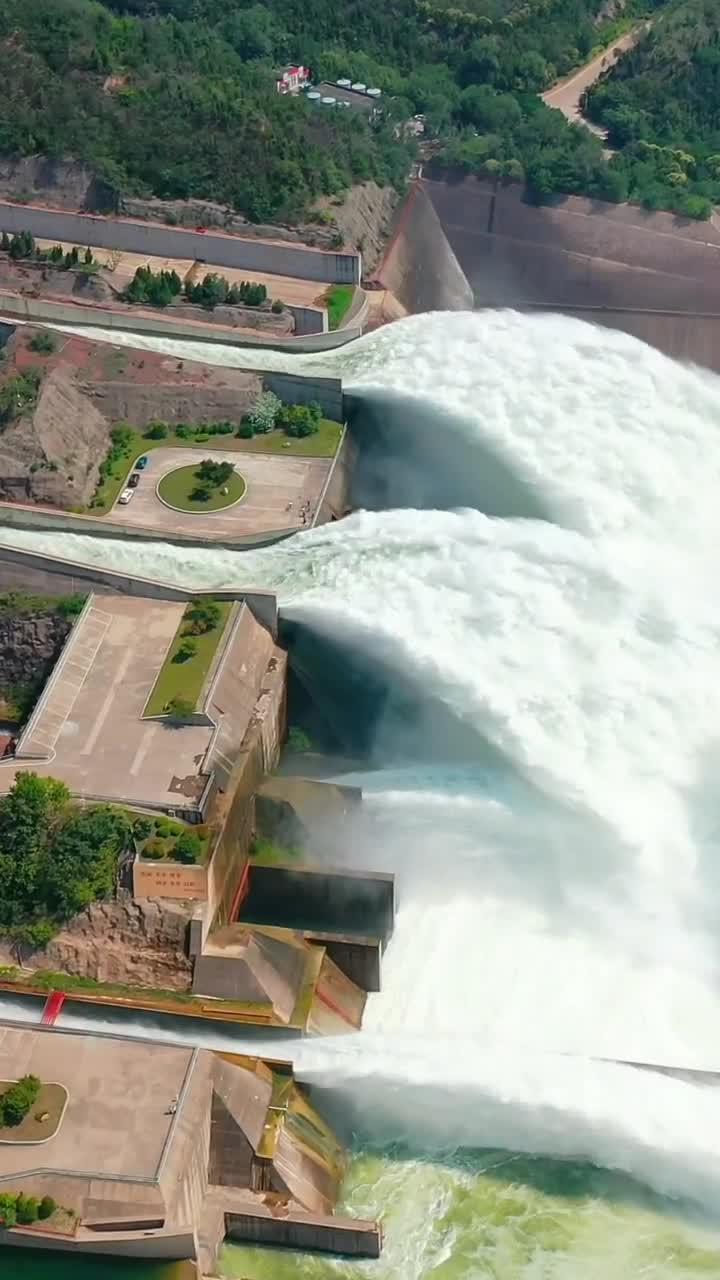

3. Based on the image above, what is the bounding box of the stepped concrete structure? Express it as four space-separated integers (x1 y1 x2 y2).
0 1023 381 1268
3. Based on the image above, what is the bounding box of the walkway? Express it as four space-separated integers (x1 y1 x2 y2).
541 25 648 148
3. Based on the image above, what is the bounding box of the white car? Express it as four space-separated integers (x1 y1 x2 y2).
118 488 134 505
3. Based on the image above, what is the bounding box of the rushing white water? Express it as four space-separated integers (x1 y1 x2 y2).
3 311 720 1233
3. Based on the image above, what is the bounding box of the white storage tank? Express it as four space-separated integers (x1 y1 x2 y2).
367 87 382 98
306 91 322 102
351 82 367 93
321 96 337 105
337 78 352 88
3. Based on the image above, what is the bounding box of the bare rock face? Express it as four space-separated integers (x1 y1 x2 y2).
0 609 71 691
37 898 193 991
0 368 112 508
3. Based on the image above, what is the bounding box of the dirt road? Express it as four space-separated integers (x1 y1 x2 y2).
542 25 648 141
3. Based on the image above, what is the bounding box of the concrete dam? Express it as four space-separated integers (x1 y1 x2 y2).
378 173 720 373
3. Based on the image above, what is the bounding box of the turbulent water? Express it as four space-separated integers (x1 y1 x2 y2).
4 310 720 1275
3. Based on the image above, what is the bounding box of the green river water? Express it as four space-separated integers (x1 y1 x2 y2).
218 1151 720 1280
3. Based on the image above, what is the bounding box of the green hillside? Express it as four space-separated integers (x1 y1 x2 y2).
586 0 720 216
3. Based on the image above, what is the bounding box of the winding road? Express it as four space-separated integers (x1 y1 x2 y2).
541 24 648 146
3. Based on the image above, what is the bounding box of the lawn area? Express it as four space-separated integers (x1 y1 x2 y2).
323 284 355 330
158 463 245 512
144 599 232 717
0 1080 67 1142
89 419 343 514
233 419 342 458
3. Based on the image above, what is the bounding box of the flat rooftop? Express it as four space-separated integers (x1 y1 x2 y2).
0 595 215 809
109 447 332 540
0 1023 195 1182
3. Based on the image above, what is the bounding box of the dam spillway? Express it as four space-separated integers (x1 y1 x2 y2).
2 311 720 1272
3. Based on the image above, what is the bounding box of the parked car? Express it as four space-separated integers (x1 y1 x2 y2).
118 488 134 505
128 472 140 488
136 456 149 469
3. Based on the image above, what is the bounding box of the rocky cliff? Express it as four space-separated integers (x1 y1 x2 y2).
15 897 194 991
0 605 72 698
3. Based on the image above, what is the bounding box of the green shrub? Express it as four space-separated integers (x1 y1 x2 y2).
15 1194 40 1224
155 817 183 837
144 421 169 439
173 638 197 663
166 696 195 720
238 422 254 438
38 1195 57 1220
175 423 195 439
287 726 312 753
0 1192 17 1227
28 331 57 355
175 831 203 864
246 391 281 435
143 838 166 861
271 298 284 313
282 401 322 439
133 817 154 842
186 599 221 634
194 432 209 442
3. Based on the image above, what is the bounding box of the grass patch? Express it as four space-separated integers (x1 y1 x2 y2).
144 599 232 717
232 419 342 458
250 837 303 866
0 1080 67 1143
323 284 355 330
157 463 245 512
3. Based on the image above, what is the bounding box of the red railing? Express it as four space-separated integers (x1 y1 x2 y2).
40 990 65 1026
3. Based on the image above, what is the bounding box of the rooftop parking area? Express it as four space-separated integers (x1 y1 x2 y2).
0 1024 195 1181
1 595 214 810
109 447 332 539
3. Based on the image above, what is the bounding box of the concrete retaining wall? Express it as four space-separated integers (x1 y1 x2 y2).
263 371 344 423
0 543 278 633
0 292 360 352
225 1208 380 1257
314 426 356 526
0 200 361 284
242 864 395 946
0 497 295 553
0 1226 197 1260
376 182 473 313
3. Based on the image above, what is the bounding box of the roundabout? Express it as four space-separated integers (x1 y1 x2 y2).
156 462 246 513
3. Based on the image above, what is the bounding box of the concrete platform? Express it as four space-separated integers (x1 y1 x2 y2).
1 594 214 810
0 1024 195 1181
110 447 331 539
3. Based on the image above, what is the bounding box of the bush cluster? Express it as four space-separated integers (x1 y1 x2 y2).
186 274 267 308
0 1191 57 1228
133 813 205 865
1 231 95 269
125 265 182 307
0 1074 40 1128
240 394 322 440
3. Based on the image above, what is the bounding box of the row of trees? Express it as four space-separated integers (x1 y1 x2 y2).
0 1190 56 1227
0 773 131 949
240 392 322 439
124 265 274 309
0 230 95 268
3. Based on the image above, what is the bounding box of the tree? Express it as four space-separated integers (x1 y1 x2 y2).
186 599 221 634
0 1194 18 1227
282 401 322 437
28 331 57 354
0 232 9 251
144 421 168 439
166 696 195 720
195 459 233 487
38 1196 57 1220
0 774 69 930
84 247 93 264
245 391 281 435
15 1195 40 1224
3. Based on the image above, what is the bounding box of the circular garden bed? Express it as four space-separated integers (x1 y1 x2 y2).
157 463 246 513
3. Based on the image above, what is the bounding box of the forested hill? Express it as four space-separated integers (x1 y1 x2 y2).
0 0 710 225
0 0 414 223
586 0 720 217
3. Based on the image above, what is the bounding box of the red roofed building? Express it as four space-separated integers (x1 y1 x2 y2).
276 64 311 94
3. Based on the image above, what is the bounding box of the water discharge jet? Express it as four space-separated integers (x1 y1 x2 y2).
2 312 720 1262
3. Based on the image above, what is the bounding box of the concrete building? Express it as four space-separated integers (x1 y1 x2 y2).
0 1023 381 1268
275 64 311 94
